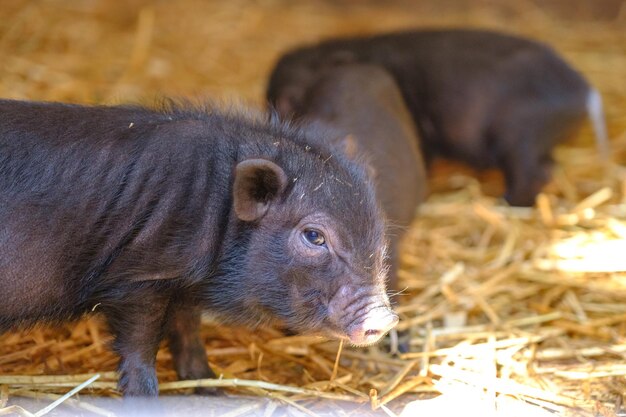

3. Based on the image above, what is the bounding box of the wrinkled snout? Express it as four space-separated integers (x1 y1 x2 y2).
327 285 398 346
347 308 399 346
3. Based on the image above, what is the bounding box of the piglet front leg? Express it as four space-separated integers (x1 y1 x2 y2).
168 306 218 395
103 287 171 396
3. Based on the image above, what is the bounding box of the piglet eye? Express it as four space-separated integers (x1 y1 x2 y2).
303 229 326 246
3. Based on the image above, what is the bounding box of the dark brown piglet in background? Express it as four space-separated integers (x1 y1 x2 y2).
288 65 428 295
267 29 609 206
0 99 398 396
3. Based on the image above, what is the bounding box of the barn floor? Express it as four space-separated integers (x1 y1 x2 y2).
0 1 625 416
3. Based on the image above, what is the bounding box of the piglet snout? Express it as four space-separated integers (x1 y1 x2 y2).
328 285 398 346
348 308 399 346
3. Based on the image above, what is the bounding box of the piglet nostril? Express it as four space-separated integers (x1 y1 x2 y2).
354 311 399 345
364 329 381 337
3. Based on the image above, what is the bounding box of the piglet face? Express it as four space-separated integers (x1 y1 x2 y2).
268 49 358 119
230 153 397 346
280 213 398 346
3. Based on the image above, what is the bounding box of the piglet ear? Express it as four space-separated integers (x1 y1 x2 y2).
276 96 295 118
340 135 377 178
342 135 359 159
233 159 288 222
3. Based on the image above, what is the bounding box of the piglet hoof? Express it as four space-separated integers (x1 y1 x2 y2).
504 192 535 207
194 386 221 396
178 367 221 396
178 375 223 396
191 373 223 395
118 365 159 397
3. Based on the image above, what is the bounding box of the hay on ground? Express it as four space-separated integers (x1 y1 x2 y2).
0 1 625 415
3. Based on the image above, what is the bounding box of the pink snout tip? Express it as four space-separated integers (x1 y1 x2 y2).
348 310 399 346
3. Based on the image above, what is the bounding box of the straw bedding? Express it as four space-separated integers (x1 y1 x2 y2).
0 0 625 415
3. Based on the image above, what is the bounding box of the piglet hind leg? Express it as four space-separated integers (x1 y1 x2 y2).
498 130 553 207
103 287 171 397
168 306 218 395
495 106 569 207
502 155 552 207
